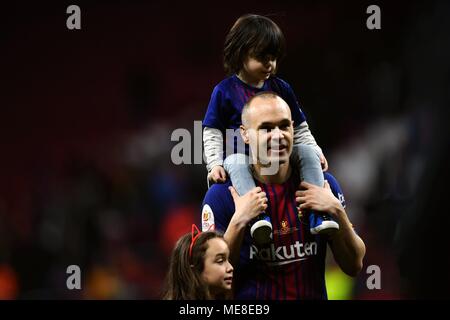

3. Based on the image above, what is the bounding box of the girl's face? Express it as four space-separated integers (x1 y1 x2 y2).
201 238 234 295
242 54 277 83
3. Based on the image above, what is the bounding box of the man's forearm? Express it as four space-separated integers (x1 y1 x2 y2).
224 212 248 267
329 205 366 276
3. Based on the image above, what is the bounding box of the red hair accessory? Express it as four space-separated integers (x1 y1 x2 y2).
189 224 201 259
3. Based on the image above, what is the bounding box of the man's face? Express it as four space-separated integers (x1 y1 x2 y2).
242 96 294 167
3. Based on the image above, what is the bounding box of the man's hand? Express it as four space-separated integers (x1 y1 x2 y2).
208 165 227 183
320 154 329 171
225 186 267 267
229 186 268 226
295 181 341 217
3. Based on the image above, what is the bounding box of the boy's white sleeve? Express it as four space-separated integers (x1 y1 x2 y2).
294 121 323 156
203 127 224 172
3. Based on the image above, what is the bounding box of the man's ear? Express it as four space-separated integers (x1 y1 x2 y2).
240 125 249 143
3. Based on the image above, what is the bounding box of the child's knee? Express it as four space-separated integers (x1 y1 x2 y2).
298 145 321 162
224 153 249 168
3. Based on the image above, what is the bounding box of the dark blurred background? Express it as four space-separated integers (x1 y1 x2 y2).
0 1 449 299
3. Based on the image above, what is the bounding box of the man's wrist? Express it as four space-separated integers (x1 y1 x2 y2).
229 210 249 231
328 200 345 219
331 204 353 230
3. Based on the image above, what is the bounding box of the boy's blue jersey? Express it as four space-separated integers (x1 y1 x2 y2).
200 172 347 300
203 75 307 132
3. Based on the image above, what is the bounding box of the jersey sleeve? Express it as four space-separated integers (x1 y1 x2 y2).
280 80 307 127
202 85 227 131
323 172 361 244
200 183 235 233
323 172 346 209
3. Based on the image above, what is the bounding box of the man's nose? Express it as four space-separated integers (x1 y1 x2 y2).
271 127 284 139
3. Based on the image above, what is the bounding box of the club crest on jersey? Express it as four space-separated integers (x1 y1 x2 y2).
201 204 215 231
274 223 299 236
297 208 303 221
280 220 289 235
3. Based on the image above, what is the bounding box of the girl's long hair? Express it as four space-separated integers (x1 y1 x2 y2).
162 230 224 300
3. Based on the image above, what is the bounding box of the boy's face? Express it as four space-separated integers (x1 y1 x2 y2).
201 238 234 294
242 54 277 82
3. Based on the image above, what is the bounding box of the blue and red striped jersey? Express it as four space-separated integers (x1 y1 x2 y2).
203 74 306 131
200 172 346 300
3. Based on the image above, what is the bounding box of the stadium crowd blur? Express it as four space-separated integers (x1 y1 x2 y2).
1 1 448 299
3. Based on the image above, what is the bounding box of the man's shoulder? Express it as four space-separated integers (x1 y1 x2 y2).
204 180 233 200
323 172 346 208
323 172 339 189
202 180 234 232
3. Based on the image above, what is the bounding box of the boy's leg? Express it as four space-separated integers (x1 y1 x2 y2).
224 153 272 246
223 153 255 195
292 145 339 235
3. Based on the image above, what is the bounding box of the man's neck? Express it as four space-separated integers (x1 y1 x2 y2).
252 161 292 184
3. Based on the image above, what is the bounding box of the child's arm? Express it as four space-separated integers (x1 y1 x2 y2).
203 85 229 182
203 127 227 182
294 121 328 170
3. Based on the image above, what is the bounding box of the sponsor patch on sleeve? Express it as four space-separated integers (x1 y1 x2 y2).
201 204 215 231
338 192 346 208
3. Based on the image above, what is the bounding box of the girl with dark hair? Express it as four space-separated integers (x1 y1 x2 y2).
202 14 338 246
163 225 233 300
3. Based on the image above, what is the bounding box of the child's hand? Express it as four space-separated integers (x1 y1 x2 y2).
208 165 227 183
320 154 328 171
